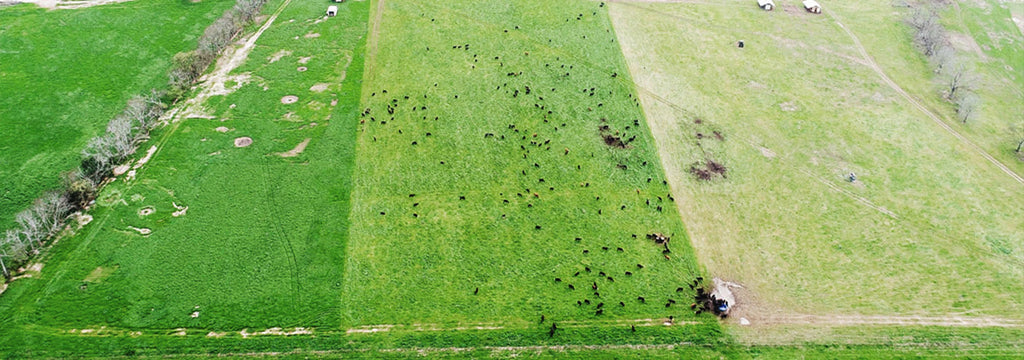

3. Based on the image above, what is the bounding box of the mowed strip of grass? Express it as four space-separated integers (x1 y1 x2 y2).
609 1 1024 321
344 0 706 327
0 0 368 332
0 0 232 229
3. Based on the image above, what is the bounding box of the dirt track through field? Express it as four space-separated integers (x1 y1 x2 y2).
752 313 1024 328
363 0 386 82
827 12 1024 186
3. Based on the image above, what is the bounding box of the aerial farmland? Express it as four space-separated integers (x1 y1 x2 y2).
0 0 1022 358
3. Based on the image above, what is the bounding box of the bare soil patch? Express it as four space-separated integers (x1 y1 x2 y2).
234 137 254 147
297 66 307 72
268 49 292 63
281 95 299 104
309 83 330 92
778 101 798 112
277 138 311 158
298 56 312 64
215 126 231 133
304 32 320 38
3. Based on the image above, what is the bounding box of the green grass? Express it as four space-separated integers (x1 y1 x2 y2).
0 0 233 230
1 0 1022 358
609 0 1023 325
343 0 707 327
828 0 1024 170
0 0 368 332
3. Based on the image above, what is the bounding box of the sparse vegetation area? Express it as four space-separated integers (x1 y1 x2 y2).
0 0 1022 358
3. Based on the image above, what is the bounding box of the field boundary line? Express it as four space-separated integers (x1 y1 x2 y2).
827 12 1024 186
752 314 1024 328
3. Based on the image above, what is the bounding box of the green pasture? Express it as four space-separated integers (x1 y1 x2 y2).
343 0 707 327
0 0 367 335
0 0 1022 358
609 0 1023 326
0 0 233 229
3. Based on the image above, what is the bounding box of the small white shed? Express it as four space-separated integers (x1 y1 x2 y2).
327 5 338 17
802 0 822 14
757 0 775 11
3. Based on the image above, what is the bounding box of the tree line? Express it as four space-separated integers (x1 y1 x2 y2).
906 2 980 124
0 0 268 279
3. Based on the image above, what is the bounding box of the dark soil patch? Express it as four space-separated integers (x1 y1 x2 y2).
603 134 628 148
689 159 727 181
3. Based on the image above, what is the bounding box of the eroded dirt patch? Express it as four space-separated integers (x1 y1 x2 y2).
234 137 254 147
281 95 299 104
277 138 311 157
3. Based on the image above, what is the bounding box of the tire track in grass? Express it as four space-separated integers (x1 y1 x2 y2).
363 0 386 82
827 11 1024 186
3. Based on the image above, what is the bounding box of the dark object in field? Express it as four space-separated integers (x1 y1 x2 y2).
540 315 545 323
602 246 609 251
575 237 582 242
647 233 670 244
484 133 494 138
459 196 466 200
585 267 591 272
620 302 625 307
616 164 627 170
474 287 479 295
568 284 575 290
409 194 416 197
573 271 580 277
592 282 598 290
599 271 606 276
689 159 728 181
637 296 645 303
637 264 644 269
737 40 744 48
555 278 561 282
597 302 604 309
602 134 628 149
607 277 614 282
584 299 591 305
617 247 624 252
535 225 542 230
596 309 604 315
549 323 557 338
677 287 685 292
380 212 385 215
631 325 636 332
583 249 589 254
577 301 582 306
625 271 632 276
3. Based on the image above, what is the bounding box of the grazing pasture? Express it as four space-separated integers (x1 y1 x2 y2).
1 0 1023 358
0 0 232 229
344 0 707 327
609 0 1024 339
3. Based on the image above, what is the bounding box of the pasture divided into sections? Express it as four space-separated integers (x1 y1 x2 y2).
0 0 232 229
609 0 1024 340
0 0 368 354
344 0 708 329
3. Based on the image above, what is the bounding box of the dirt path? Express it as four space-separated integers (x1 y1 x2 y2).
163 0 294 123
363 0 386 82
751 313 1024 328
827 12 1024 186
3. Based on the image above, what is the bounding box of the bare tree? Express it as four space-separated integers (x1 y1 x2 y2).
955 92 980 124
1013 122 1024 154
945 62 977 100
909 6 947 57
